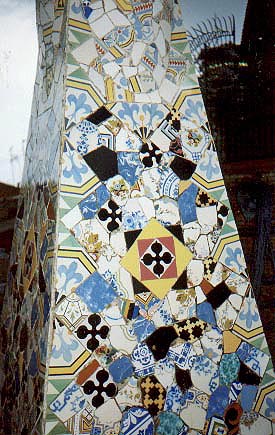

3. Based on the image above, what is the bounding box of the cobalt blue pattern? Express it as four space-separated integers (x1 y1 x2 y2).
117 152 142 186
197 301 216 325
178 183 198 224
206 386 229 419
79 185 109 219
109 356 134 383
75 272 117 313
132 316 156 342
120 407 154 435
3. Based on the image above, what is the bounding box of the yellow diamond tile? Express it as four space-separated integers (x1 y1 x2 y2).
120 218 193 299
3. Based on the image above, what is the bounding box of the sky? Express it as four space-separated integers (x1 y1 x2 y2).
0 0 247 186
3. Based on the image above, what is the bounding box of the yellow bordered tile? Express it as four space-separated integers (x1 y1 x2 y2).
120 218 192 299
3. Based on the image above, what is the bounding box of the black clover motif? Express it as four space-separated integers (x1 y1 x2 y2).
141 240 174 278
76 314 109 352
140 142 162 167
166 108 181 131
97 200 122 232
83 368 117 408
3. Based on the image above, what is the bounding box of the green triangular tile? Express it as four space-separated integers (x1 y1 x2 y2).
70 29 92 45
50 378 72 392
69 67 90 81
262 372 275 386
210 188 226 202
59 233 83 249
61 194 82 209
67 52 79 66
48 421 70 435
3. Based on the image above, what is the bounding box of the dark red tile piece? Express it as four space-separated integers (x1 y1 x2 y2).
146 326 178 361
238 362 261 385
170 156 196 180
83 146 118 181
86 106 112 125
206 281 232 309
175 366 193 393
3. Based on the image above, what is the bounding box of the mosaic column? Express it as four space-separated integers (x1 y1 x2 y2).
2 0 275 434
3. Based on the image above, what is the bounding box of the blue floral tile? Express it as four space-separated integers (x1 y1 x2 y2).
243 346 269 378
117 151 142 185
79 184 109 219
75 272 117 313
191 356 219 395
164 384 186 414
159 167 179 199
132 315 156 342
109 356 133 383
206 386 229 419
156 411 186 435
120 406 154 435
50 380 86 422
131 343 155 377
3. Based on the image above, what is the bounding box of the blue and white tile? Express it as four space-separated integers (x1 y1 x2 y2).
122 197 149 231
56 257 89 300
244 346 269 378
75 272 117 313
154 197 180 225
115 126 142 152
164 384 186 414
155 357 175 389
120 406 154 435
151 297 173 327
50 380 86 422
200 326 223 364
234 293 262 332
168 342 196 370
219 240 246 275
67 119 99 155
140 168 162 199
131 342 155 377
190 356 219 395
50 322 85 369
